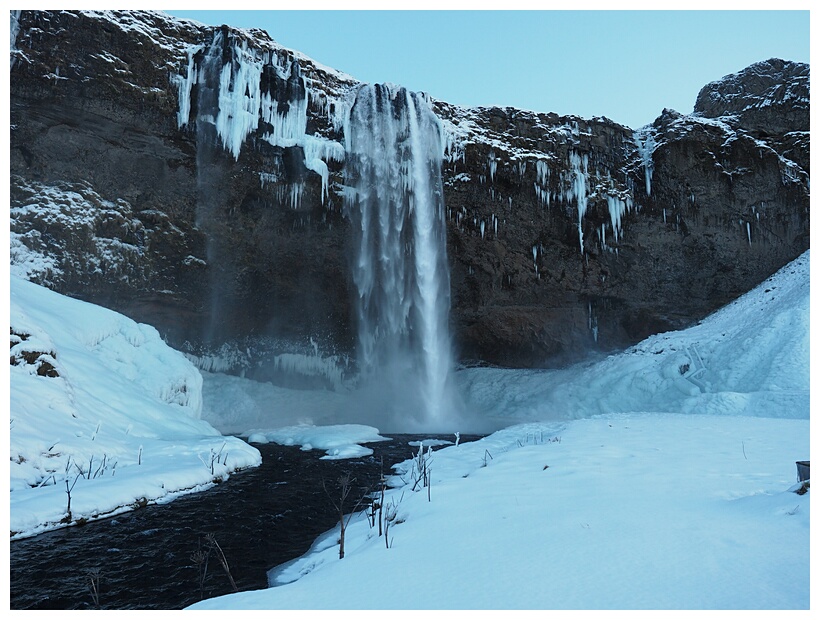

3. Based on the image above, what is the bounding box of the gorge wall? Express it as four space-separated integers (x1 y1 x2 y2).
10 10 810 375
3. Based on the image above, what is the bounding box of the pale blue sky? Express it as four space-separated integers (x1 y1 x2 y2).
165 10 810 129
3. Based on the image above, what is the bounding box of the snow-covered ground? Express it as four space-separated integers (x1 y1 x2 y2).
8 250 810 608
193 415 808 610
8 276 261 539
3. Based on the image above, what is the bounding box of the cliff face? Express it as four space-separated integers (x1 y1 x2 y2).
439 61 809 366
10 10 810 373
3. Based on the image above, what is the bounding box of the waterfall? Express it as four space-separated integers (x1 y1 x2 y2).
190 31 236 345
344 84 456 430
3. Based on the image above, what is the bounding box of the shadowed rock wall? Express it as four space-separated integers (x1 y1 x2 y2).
10 11 809 370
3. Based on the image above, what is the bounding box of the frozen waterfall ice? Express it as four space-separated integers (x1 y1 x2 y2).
344 84 458 431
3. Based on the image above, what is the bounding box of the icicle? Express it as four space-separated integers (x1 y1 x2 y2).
606 195 629 243
301 135 344 205
488 151 497 183
259 63 308 148
569 151 589 254
534 159 551 207
289 183 303 209
215 43 264 160
272 352 344 391
592 318 598 343
635 129 657 196
183 31 343 199
536 159 549 185
10 10 22 70
174 44 202 128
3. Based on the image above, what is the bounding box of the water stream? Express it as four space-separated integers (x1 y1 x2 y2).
9 435 477 610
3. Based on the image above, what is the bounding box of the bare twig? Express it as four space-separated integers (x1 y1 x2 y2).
323 473 371 559
205 533 238 592
87 568 102 608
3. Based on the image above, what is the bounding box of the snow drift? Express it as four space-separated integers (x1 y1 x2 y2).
9 276 261 539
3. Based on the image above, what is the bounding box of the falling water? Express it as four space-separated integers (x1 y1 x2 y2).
344 84 456 431
192 31 232 344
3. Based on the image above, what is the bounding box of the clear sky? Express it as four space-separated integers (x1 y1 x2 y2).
151 9 809 128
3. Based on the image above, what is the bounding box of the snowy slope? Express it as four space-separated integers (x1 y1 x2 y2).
9 276 261 539
458 250 810 425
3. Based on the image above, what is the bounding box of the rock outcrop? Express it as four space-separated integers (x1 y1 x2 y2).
10 10 809 374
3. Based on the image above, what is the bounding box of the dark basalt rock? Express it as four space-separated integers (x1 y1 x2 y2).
10 330 59 378
9 10 809 371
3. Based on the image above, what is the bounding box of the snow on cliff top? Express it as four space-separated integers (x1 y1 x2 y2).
76 9 359 86
693 58 810 118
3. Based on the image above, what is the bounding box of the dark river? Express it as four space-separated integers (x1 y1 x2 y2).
9 435 477 610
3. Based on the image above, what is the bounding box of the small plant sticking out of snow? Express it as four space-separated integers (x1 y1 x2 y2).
517 431 562 447
62 457 81 523
482 449 494 468
322 472 371 559
366 457 388 537
383 492 404 550
199 442 228 476
410 444 433 496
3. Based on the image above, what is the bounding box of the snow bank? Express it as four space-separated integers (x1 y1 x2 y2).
248 424 388 460
459 251 810 424
192 414 809 609
9 276 261 539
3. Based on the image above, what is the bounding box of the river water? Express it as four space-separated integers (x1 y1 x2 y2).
10 435 475 610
